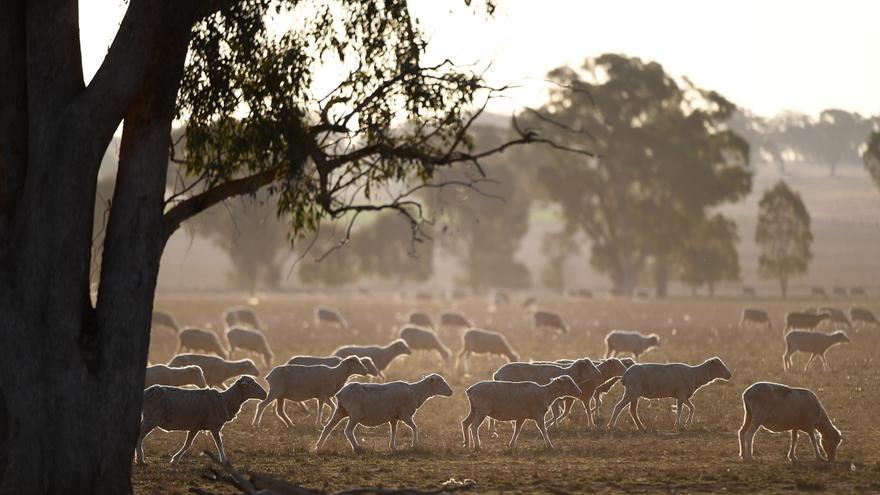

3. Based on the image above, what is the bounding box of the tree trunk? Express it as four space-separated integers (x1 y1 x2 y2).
654 255 669 298
780 276 788 299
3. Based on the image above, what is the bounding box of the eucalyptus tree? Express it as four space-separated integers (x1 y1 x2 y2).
755 181 813 298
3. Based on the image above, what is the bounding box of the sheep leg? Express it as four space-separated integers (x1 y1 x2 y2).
275 399 295 428
456 349 467 374
787 430 799 463
742 422 760 462
607 395 631 430
315 407 348 452
782 350 793 372
738 405 752 461
604 347 612 359
508 419 525 451
488 418 499 438
557 397 576 424
252 396 273 428
170 430 199 464
315 399 327 427
402 416 420 448
819 354 830 372
674 399 684 429
209 430 228 464
389 420 399 452
534 415 554 449
804 354 816 372
683 399 696 428
628 398 646 431
471 414 486 450
807 429 823 460
343 420 361 452
461 408 475 448
135 424 155 465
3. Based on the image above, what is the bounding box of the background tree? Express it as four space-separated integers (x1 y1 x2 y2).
755 181 813 298
675 214 740 297
864 130 880 192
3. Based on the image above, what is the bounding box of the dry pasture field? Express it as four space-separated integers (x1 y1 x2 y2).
135 293 880 494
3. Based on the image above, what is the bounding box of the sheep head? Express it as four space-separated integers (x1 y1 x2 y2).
188 367 208 388
343 355 370 376
832 331 850 344
599 358 627 378
423 373 453 397
647 334 661 347
359 357 381 376
706 357 732 381
571 358 601 383
820 426 842 461
237 359 260 378
232 376 268 401
551 375 583 399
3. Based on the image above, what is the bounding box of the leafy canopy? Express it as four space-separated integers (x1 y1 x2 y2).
755 180 812 283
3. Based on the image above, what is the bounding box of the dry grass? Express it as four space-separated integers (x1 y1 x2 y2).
135 293 880 494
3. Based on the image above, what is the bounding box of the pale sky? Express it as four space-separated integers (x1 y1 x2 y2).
80 0 880 118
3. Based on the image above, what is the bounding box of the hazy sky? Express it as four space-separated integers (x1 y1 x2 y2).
80 0 880 117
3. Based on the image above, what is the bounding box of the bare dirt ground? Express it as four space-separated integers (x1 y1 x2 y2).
134 293 880 494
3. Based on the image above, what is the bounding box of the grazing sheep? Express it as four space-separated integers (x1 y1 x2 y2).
739 382 841 463
168 354 260 389
783 330 850 372
144 365 207 389
490 291 510 307
740 308 772 330
135 376 267 464
315 374 453 452
810 287 829 298
850 307 879 328
457 328 520 375
522 296 538 309
226 326 273 367
604 330 660 362
439 312 472 329
223 306 264 331
253 356 370 428
407 311 435 330
850 287 867 297
177 327 227 359
818 307 852 330
151 311 180 332
832 286 848 297
315 306 348 329
287 355 381 377
742 287 757 297
607 357 731 431
399 325 452 363
332 340 412 379
783 312 831 335
533 310 568 334
461 376 583 451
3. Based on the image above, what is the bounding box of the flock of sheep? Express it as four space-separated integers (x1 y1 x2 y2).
137 301 879 467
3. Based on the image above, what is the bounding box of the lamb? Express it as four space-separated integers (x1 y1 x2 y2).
439 312 472 329
457 328 519 375
533 310 568 334
850 307 879 328
783 312 831 335
461 376 583 451
607 357 731 431
332 340 412 379
315 306 348 329
168 354 260 389
782 330 850 372
226 326 273 367
739 308 772 330
223 306 264 331
253 356 371 428
151 311 180 332
407 311 435 330
399 325 452 364
177 327 227 359
287 355 381 377
144 364 207 389
135 376 267 465
739 381 841 463
818 307 852 330
604 330 660 362
315 373 453 452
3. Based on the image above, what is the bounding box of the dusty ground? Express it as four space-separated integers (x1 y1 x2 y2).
134 293 880 494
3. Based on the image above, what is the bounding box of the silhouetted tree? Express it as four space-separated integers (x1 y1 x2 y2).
865 130 880 192
675 214 740 297
755 181 813 298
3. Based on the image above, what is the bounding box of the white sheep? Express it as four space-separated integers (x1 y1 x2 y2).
168 354 259 389
440 312 472 329
177 327 227 359
225 326 273 367
739 308 772 330
783 330 850 372
332 340 411 380
399 325 452 364
253 356 370 428
144 364 207 389
533 310 568 334
315 306 348 329
604 330 660 362
151 310 179 333
783 312 831 335
223 306 264 331
461 376 583 451
135 376 267 464
407 311 435 330
739 381 842 463
457 328 519 375
607 357 731 431
315 374 453 452
287 355 381 377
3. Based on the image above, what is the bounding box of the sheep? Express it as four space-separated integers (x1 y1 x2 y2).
461 376 583 451
144 364 207 389
739 308 772 330
604 330 660 362
533 310 568 335
225 326 273 367
315 374 453 452
457 328 519 375
810 287 829 299
177 327 227 359
135 376 267 465
168 354 260 389
742 287 757 297
739 381 842 463
783 330 850 372
607 357 731 431
850 287 867 297
399 325 452 364
522 296 538 309
850 307 879 328
253 356 370 428
332 340 412 380
439 312 472 329
783 311 831 335
223 306 264 331
151 310 180 333
817 307 852 330
287 355 381 377
407 311 435 330
315 306 348 329
832 286 848 297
